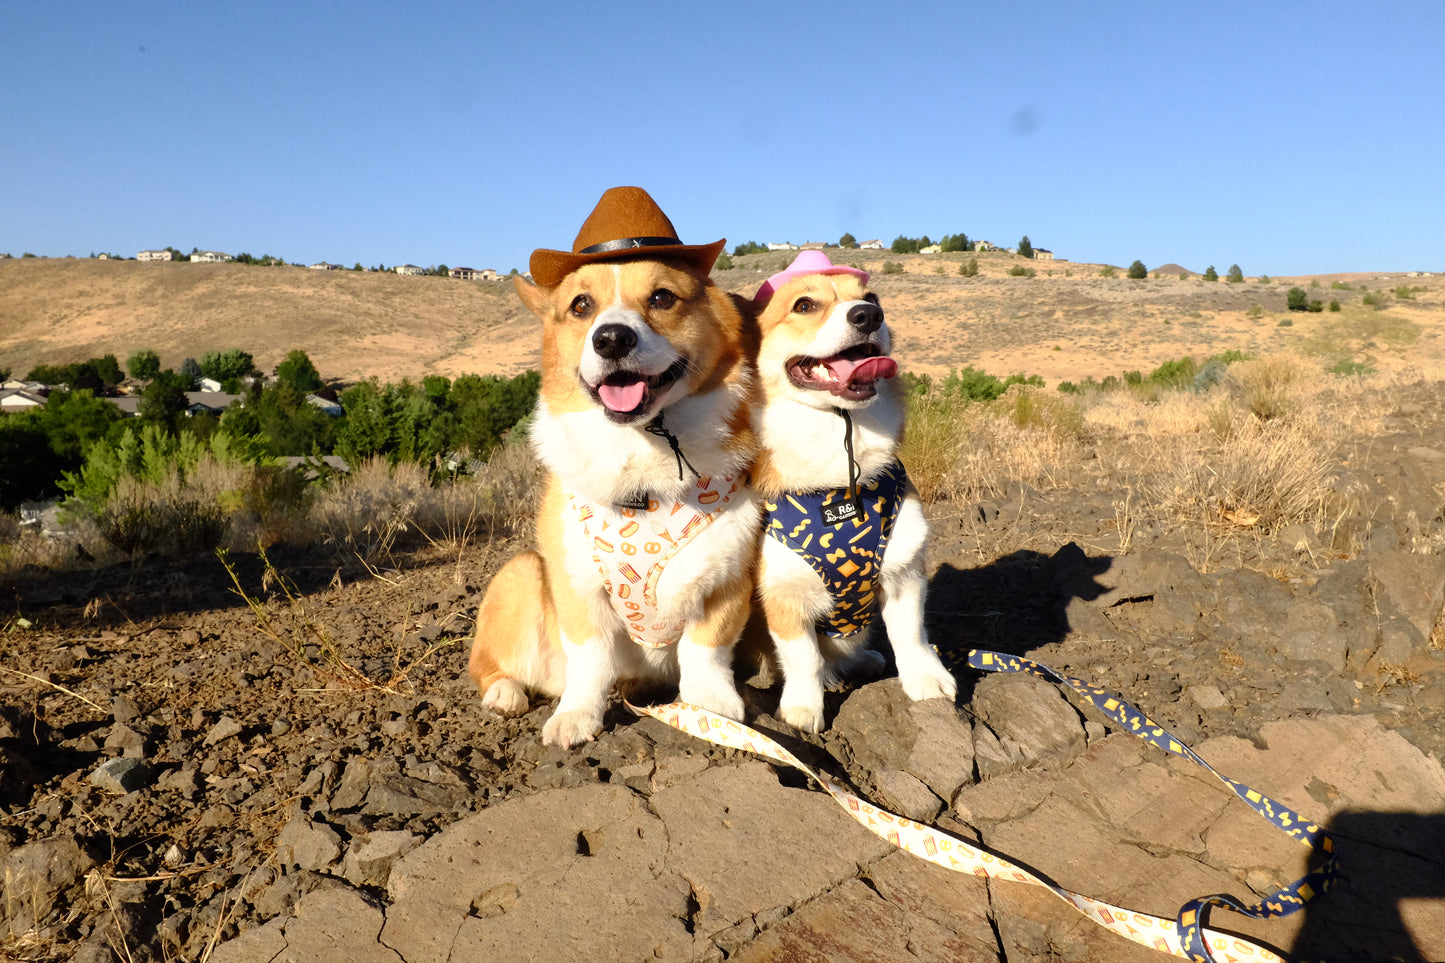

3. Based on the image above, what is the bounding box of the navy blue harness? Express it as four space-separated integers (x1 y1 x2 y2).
763 460 909 638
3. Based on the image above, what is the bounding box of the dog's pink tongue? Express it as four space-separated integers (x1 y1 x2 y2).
599 380 647 412
825 355 898 386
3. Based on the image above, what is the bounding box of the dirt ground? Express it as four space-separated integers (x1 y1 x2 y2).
3 374 1444 960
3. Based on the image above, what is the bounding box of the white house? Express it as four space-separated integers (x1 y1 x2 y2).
192 251 233 263
138 249 173 261
449 266 479 280
920 244 942 255
766 242 799 252
306 394 343 416
0 389 46 412
198 377 223 392
858 239 885 250
1034 249 1054 261
394 264 426 276
308 261 342 270
975 241 995 252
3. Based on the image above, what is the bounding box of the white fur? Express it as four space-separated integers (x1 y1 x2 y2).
757 307 956 731
677 635 745 720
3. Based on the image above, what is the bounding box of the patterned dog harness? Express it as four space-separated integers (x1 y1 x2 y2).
763 461 908 638
570 475 743 648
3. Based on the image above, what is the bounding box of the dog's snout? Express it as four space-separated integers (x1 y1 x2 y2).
591 323 638 360
847 302 884 334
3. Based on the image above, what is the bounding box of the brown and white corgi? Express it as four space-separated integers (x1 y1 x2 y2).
467 187 760 748
749 251 956 733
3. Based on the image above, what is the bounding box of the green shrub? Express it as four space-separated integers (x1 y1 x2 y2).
1362 292 1382 309
1257 275 1272 284
1147 357 1198 389
1328 299 1341 312
1203 265 1219 282
882 261 904 275
1307 300 1325 313
1327 359 1375 376
1226 264 1244 283
1127 260 1147 279
1286 287 1308 311
958 257 979 277
1394 284 1417 299
1007 265 1036 278
1099 265 1117 278
1247 304 1264 319
714 253 734 271
1330 281 1352 290
1277 318 1294 327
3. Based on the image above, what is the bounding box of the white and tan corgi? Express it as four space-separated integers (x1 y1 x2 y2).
749 250 956 733
467 187 760 748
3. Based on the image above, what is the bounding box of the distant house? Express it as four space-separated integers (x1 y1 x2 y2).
477 268 501 282
1034 249 1054 261
800 242 826 252
198 377 223 392
856 240 882 251
306 394 343 417
108 396 142 417
184 391 243 415
138 249 173 262
0 389 46 413
449 266 479 280
975 241 994 252
920 244 942 255
308 261 342 270
767 242 799 252
394 264 426 276
192 251 233 263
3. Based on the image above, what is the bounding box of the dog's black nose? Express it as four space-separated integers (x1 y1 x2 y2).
847 302 884 334
591 323 637 360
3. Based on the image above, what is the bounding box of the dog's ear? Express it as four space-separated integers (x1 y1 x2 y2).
513 274 551 318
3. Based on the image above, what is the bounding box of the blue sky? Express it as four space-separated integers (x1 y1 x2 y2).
3 1 1442 277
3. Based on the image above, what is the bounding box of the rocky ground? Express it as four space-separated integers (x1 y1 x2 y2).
4 391 1445 962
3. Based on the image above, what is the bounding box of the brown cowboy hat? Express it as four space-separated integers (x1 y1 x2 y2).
528 186 726 288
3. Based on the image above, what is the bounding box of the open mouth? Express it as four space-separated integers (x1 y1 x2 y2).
787 344 898 401
587 358 688 421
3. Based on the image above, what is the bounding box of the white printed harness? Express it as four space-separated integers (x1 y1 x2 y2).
568 474 742 648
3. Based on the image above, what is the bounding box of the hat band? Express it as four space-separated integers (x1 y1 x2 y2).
578 235 682 255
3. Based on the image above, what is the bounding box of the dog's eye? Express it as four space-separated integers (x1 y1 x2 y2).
792 297 816 314
649 289 678 311
569 294 594 318
864 293 880 306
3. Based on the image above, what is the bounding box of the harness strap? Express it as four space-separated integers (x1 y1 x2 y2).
632 648 1338 962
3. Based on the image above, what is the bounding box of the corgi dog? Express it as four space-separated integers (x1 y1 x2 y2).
467 188 760 749
749 251 956 733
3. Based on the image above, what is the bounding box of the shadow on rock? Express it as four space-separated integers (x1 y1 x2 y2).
1290 809 1445 963
924 541 1114 701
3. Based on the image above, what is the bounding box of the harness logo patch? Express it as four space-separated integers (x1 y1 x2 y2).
617 491 651 512
822 500 859 526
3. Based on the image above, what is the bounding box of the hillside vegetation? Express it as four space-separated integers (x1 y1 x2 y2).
3 254 1442 386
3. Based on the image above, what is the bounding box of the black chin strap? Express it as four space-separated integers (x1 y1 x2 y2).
834 407 864 515
646 411 700 482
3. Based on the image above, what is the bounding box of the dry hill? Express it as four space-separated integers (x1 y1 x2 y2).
3 254 1442 385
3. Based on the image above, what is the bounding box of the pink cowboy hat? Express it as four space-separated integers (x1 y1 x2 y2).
753 250 870 302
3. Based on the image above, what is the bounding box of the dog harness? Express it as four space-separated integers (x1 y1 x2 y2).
570 475 742 648
763 460 908 638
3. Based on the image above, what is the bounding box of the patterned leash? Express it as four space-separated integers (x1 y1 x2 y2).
631 648 1338 963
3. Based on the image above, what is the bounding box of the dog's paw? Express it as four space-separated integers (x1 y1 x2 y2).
481 679 529 717
777 702 825 733
681 678 745 722
900 664 958 703
541 710 602 748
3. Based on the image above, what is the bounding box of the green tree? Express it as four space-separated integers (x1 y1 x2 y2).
1127 260 1147 279
1202 265 1219 282
1226 264 1244 283
714 253 734 271
138 370 191 428
94 354 124 386
940 233 970 253
732 241 767 256
201 348 258 390
224 379 335 456
839 233 857 249
127 348 162 382
1286 286 1308 311
179 357 203 389
1017 236 1034 259
275 349 323 393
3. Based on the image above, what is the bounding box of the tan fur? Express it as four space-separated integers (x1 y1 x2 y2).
469 258 759 747
747 270 956 732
